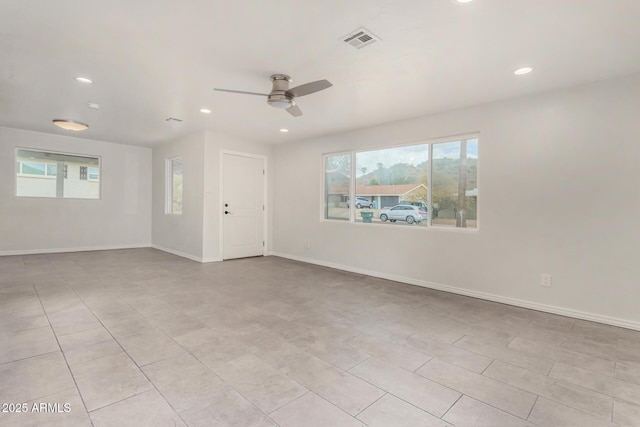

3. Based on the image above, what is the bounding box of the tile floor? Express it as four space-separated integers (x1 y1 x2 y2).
1 248 639 426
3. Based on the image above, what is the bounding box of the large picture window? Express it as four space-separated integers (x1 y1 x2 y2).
16 149 100 199
323 136 478 228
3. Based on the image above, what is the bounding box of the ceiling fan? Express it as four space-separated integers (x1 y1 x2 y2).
214 74 332 117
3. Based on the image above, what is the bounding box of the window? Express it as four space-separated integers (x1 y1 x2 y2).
324 153 350 220
355 143 428 226
432 139 478 228
323 136 478 228
166 157 183 214
16 149 100 199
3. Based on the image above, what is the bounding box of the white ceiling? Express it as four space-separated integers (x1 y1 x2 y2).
1 0 640 147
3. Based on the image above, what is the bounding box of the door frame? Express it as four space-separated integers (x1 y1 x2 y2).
219 149 268 260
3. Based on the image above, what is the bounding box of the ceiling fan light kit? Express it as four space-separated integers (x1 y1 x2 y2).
214 74 332 118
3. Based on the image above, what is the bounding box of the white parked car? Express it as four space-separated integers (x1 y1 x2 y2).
355 196 373 209
379 205 426 224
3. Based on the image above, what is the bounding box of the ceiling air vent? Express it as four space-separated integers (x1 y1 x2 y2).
165 117 183 122
341 27 380 49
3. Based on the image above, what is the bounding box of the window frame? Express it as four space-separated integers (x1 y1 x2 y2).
321 133 479 231
14 147 102 200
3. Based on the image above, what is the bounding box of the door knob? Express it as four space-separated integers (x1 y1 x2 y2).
224 210 231 215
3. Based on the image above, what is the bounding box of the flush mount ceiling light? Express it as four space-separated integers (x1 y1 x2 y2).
280 128 289 133
75 77 93 84
514 67 533 75
87 103 100 110
52 119 89 131
200 108 212 114
457 0 473 3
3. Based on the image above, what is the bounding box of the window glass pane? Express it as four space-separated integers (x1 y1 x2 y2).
22 162 46 175
16 149 100 199
88 167 99 180
324 154 350 220
355 144 428 226
432 139 478 228
170 158 183 214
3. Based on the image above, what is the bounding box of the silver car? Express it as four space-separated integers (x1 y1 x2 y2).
355 196 373 209
379 205 426 224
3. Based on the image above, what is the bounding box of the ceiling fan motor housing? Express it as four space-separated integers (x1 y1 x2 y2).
267 74 293 108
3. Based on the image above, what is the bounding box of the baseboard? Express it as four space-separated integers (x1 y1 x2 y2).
0 243 151 257
202 257 223 263
151 244 204 263
271 252 640 332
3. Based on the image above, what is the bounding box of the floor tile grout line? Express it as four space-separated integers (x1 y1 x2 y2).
526 395 539 420
440 392 464 421
347 359 453 420
453 334 558 373
31 284 95 427
450 334 467 346
410 359 535 421
86 388 156 414
0 349 60 366
266 390 311 416
412 357 432 373
480 358 618 421
346 354 374 372
480 358 495 375
353 391 387 418
63 285 191 427
547 370 640 408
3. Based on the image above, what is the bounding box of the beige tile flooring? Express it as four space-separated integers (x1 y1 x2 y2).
1 248 639 426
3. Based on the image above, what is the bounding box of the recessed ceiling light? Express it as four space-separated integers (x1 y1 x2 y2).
75 77 93 84
514 67 533 75
88 103 100 110
457 0 473 3
280 128 289 133
200 108 212 114
52 119 89 131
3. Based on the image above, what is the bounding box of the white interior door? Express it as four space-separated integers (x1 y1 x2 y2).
222 152 265 260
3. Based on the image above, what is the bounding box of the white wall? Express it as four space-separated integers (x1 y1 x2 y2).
272 73 640 329
0 127 152 254
151 132 205 261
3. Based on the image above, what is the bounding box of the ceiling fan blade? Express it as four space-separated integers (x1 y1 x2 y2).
286 79 332 98
213 88 268 96
286 104 303 117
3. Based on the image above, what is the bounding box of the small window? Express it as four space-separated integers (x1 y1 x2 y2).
166 157 183 214
323 153 351 220
16 149 100 199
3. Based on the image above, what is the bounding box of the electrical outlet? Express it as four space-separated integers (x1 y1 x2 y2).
305 240 311 250
541 274 552 287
